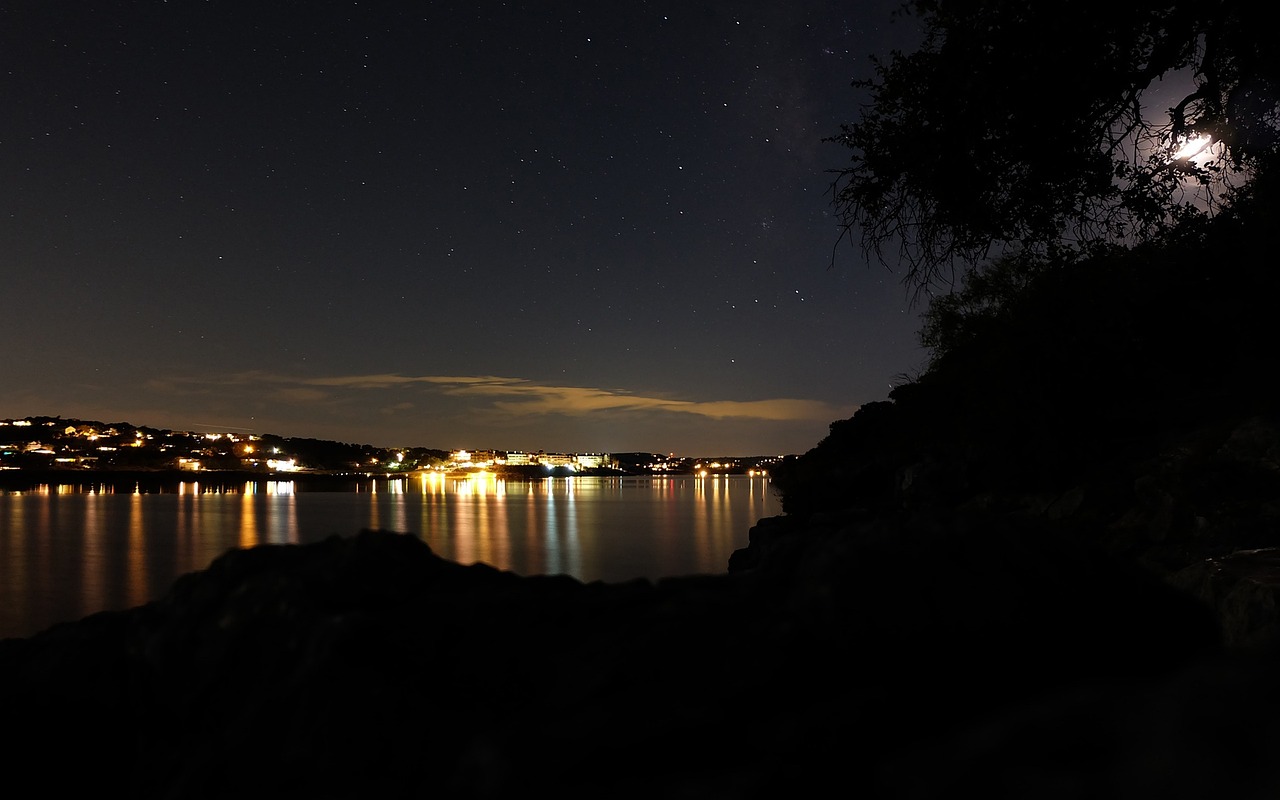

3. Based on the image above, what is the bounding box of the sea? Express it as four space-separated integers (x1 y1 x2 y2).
0 472 782 640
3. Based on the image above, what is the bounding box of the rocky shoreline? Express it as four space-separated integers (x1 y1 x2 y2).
3 492 1279 797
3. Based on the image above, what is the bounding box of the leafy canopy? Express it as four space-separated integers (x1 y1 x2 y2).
830 0 1279 298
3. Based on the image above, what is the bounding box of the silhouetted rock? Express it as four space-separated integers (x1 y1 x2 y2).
4 517 1275 798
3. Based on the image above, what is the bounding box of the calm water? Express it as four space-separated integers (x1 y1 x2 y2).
0 473 781 640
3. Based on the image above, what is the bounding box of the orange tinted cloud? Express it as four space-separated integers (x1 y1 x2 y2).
154 372 854 423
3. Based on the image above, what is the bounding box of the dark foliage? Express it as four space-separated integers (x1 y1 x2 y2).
830 0 1279 295
776 175 1280 529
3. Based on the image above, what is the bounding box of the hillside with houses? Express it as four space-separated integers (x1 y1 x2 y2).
0 416 785 481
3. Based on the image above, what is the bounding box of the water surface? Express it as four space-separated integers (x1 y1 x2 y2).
0 473 781 639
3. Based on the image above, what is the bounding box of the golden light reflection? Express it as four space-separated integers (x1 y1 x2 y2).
418 475 450 555
239 491 259 548
524 484 541 574
1 492 32 627
0 474 786 639
174 482 195 570
543 479 559 571
126 491 148 608
561 480 581 577
697 475 730 569
82 489 104 612
453 499 476 568
196 493 227 565
472 478 493 566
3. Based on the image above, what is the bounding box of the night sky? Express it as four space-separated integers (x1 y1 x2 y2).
3 1 927 456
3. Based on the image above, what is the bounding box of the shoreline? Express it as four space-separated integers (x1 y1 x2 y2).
0 465 754 492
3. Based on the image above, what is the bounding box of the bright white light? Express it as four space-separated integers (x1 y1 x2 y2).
1173 134 1213 162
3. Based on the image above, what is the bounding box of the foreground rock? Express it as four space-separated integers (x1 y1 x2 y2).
3 520 1278 798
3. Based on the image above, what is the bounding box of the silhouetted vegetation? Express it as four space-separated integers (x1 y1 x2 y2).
253 434 426 472
830 0 1277 296
778 0 1280 567
777 183 1279 519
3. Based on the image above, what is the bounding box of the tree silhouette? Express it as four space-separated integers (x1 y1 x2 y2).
830 0 1278 298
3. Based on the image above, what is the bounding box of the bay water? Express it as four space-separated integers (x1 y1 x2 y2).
0 473 781 640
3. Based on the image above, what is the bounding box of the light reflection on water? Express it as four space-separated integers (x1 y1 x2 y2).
0 474 781 640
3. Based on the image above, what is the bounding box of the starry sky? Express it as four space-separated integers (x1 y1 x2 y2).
2 1 927 457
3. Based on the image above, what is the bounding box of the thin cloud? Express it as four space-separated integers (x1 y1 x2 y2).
269 387 330 404
155 372 853 422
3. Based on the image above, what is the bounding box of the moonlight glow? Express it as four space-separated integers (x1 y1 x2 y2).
1172 134 1214 163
